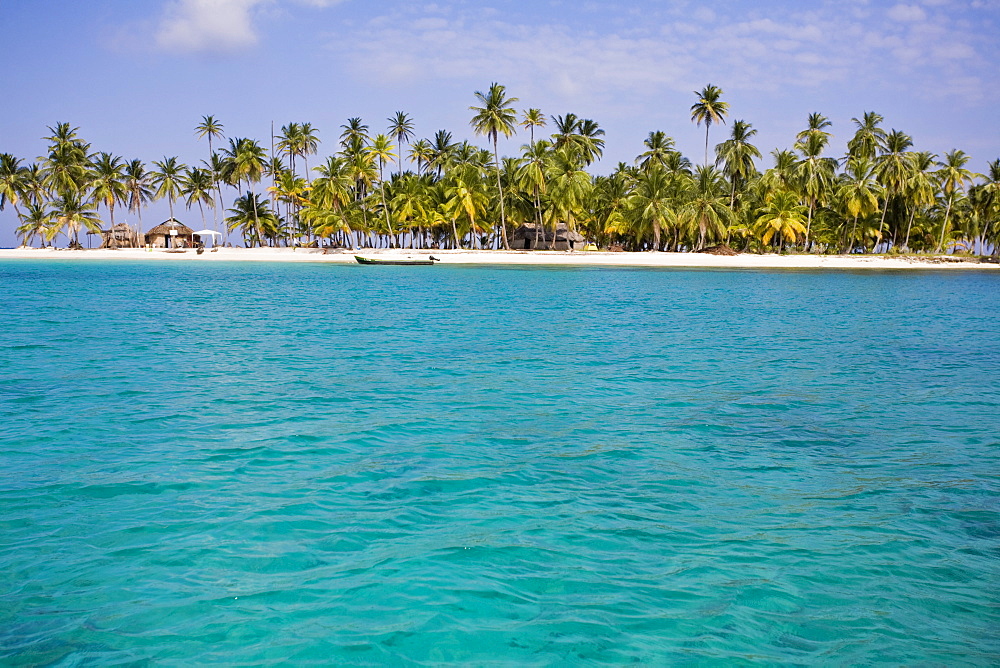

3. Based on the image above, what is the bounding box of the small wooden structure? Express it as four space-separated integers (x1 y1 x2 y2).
146 219 196 248
511 223 586 250
93 222 140 248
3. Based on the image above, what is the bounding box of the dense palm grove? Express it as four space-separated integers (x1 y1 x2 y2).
2 83 999 254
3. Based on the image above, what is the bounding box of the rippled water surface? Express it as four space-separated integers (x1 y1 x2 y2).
1 259 998 664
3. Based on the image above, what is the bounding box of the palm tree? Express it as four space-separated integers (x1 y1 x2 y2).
369 133 397 240
195 115 225 157
226 192 279 247
277 122 303 173
935 149 977 252
408 139 434 175
755 190 808 250
690 84 729 166
41 124 91 198
794 133 837 250
150 156 187 222
268 170 309 243
550 114 605 166
521 108 546 147
52 192 100 247
680 166 733 250
847 111 886 161
901 151 937 251
88 152 128 246
299 123 320 180
181 167 216 229
220 138 267 244
517 139 551 247
0 153 25 220
874 129 914 247
470 82 519 249
838 158 883 252
387 112 415 177
428 130 457 178
546 145 593 246
628 166 674 250
796 112 833 144
637 131 676 171
195 115 225 234
445 164 488 248
715 120 761 208
340 118 370 148
976 159 1000 256
15 202 52 247
124 159 152 245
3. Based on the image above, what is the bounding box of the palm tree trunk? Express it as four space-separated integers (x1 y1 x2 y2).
804 200 814 252
704 125 710 167
493 138 510 250
903 206 917 252
936 195 953 253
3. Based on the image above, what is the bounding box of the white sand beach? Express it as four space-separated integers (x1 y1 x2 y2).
1 246 997 270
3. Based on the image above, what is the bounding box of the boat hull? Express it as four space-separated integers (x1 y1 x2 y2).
355 256 437 265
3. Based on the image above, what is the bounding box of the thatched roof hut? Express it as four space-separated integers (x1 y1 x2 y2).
92 222 140 248
511 223 585 250
146 219 196 248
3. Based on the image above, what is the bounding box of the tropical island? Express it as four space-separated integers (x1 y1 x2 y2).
1 84 998 262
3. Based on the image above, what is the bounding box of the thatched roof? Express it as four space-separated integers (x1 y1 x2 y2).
146 219 194 236
511 223 585 242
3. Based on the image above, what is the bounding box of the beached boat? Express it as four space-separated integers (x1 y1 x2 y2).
355 255 438 265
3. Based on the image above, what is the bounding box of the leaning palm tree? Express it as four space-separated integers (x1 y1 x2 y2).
387 112 414 177
690 84 729 166
150 156 187 222
470 82 519 249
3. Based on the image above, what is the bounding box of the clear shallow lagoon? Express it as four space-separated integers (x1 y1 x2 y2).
1 260 998 664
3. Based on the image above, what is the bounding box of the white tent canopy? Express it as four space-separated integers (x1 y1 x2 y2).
193 229 223 236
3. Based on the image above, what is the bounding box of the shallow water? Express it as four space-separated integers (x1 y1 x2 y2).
1 260 998 664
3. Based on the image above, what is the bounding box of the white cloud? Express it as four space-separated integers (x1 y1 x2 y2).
156 0 267 52
324 1 995 111
887 4 928 21
154 0 346 53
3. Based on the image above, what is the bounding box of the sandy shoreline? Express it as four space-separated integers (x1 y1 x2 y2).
1 246 997 271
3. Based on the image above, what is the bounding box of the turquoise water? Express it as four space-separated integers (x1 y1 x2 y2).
1 260 998 665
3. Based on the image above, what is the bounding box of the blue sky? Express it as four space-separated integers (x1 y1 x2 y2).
1 0 998 245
